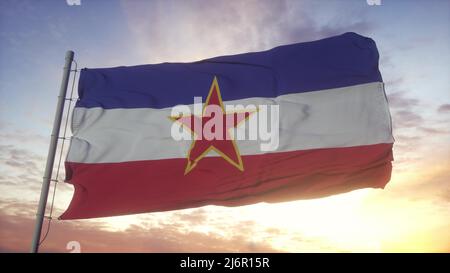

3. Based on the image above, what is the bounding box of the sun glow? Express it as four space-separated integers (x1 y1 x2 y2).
91 166 449 253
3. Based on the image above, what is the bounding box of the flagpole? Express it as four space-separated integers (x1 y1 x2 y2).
30 50 74 253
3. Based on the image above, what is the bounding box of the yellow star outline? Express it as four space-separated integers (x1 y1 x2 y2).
169 76 258 175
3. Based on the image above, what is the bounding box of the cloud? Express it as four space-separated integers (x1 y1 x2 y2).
0 144 44 182
393 110 423 128
382 85 450 172
387 95 449 136
441 188 450 203
385 76 446 140
437 104 450 113
0 131 48 145
0 124 75 207
0 202 281 253
172 209 207 225
387 91 420 109
385 82 447 134
386 89 425 130
121 0 373 63
418 126 450 135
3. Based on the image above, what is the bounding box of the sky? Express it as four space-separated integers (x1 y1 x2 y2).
0 0 449 252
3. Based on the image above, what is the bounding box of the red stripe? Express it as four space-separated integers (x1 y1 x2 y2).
60 143 393 219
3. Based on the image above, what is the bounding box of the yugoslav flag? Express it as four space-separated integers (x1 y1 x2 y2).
60 32 394 220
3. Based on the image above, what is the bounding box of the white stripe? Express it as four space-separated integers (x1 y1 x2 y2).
67 82 393 163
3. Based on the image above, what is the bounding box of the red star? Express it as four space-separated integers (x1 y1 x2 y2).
171 76 256 174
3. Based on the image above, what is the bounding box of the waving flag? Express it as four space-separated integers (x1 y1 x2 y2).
60 32 394 220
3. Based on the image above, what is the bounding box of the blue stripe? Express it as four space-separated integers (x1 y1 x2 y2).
77 32 382 109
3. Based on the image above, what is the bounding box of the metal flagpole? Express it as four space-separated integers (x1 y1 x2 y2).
30 50 74 253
